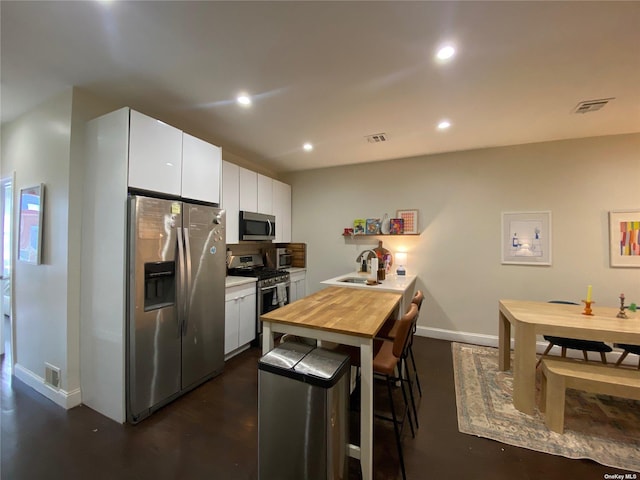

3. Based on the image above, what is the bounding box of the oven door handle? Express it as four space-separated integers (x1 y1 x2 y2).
260 282 290 293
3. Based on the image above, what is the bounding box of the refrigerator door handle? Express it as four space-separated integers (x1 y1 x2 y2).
182 227 192 335
177 225 187 335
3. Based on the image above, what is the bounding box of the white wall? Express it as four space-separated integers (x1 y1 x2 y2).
0 88 118 407
286 134 640 340
1 90 75 404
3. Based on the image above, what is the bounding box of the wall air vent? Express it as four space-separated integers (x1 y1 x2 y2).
365 133 388 143
45 362 61 389
573 98 615 114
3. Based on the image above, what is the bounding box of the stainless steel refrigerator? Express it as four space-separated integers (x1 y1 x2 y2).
126 194 226 423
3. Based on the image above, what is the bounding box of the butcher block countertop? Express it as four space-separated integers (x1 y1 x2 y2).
260 286 402 338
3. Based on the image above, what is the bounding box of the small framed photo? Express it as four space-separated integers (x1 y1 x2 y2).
389 218 404 234
366 218 381 235
609 210 640 267
396 209 418 234
353 219 366 235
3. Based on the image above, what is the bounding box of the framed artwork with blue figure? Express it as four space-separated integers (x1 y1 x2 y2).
501 211 551 265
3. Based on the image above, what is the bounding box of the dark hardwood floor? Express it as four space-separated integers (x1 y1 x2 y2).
1 336 623 479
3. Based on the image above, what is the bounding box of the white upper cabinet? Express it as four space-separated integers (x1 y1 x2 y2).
128 110 183 195
239 167 258 212
257 174 273 215
222 161 240 244
182 132 221 204
128 110 222 202
273 179 291 242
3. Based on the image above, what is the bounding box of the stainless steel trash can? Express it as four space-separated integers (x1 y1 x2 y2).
258 342 350 480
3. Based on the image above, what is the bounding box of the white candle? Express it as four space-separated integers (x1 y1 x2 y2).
586 285 592 303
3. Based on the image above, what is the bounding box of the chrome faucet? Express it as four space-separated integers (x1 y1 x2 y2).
356 249 378 263
356 249 378 272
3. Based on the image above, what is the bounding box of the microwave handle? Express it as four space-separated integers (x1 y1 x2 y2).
267 219 273 237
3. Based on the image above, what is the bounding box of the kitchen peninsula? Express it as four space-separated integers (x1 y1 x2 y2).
321 272 417 319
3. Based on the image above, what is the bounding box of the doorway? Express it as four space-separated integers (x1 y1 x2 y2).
1 176 13 371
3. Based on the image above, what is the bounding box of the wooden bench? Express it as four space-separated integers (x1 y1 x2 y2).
539 358 640 433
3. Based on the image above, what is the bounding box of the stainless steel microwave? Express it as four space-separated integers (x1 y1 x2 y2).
239 211 276 241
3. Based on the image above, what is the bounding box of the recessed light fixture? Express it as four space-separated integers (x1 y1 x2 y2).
437 120 451 130
303 142 313 152
236 94 252 107
436 45 456 61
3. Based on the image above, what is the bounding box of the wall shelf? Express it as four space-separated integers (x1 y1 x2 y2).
342 233 420 238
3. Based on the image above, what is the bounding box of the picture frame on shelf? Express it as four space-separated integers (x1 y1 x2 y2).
353 218 366 235
389 218 404 234
609 209 640 267
396 209 418 234
366 218 381 235
501 211 551 266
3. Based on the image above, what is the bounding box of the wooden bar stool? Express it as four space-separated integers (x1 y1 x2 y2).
338 303 418 480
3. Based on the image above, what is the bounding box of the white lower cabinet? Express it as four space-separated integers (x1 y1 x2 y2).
225 284 256 357
289 270 306 303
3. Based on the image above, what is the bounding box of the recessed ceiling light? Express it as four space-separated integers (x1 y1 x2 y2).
437 120 451 130
436 45 456 61
236 94 252 107
303 142 313 152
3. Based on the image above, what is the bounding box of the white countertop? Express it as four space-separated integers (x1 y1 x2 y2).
225 276 258 288
321 272 417 294
286 267 306 274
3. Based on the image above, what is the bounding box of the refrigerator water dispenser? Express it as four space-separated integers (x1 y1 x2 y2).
144 261 176 311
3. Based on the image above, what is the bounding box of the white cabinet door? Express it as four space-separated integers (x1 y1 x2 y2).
295 279 306 300
182 133 221 204
289 271 306 303
239 167 257 212
222 161 240 244
257 174 273 214
224 296 240 355
128 110 182 195
273 180 291 242
238 292 256 346
225 285 256 356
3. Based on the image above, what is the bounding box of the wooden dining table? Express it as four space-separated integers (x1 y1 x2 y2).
261 286 402 480
498 299 640 415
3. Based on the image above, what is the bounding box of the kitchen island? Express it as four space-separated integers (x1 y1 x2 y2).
321 272 417 319
261 286 402 480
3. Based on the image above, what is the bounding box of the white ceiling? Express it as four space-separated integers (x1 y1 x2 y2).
2 1 639 173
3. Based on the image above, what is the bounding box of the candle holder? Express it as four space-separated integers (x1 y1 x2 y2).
582 300 594 316
616 295 628 319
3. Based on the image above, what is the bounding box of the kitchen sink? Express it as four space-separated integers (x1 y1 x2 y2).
338 277 370 284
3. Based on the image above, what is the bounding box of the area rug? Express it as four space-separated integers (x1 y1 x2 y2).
452 342 640 472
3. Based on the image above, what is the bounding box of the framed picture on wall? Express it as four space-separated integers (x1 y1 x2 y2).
609 210 640 267
18 183 45 265
501 211 551 266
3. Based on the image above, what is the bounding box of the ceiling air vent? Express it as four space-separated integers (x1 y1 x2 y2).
365 133 388 143
573 98 614 114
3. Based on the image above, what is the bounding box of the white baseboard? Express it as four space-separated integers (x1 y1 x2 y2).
14 363 82 409
416 326 637 366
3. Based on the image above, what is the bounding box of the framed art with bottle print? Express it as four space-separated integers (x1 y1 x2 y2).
501 211 551 266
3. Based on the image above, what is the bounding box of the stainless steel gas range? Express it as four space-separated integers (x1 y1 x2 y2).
227 254 290 345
